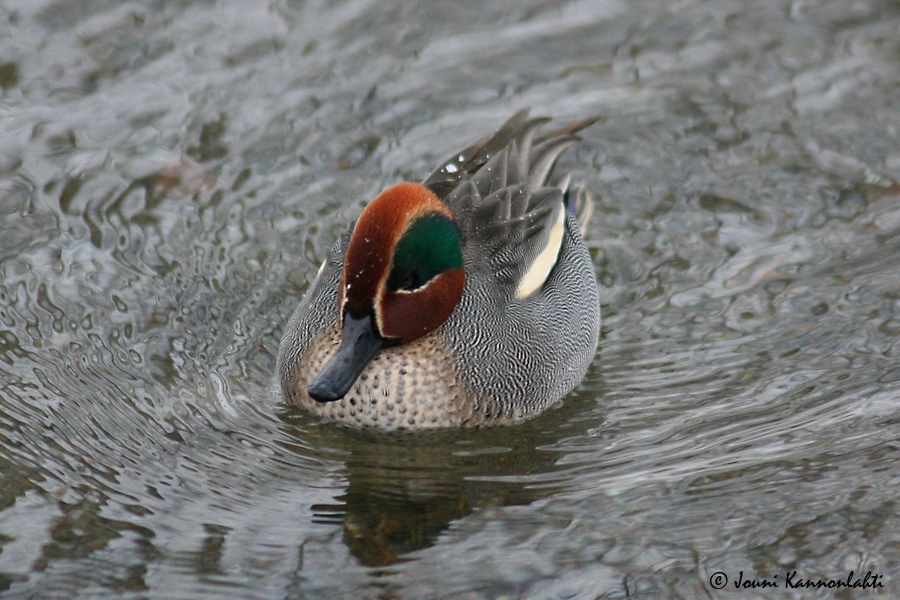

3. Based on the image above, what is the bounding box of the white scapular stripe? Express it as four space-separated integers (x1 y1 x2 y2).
516 204 564 298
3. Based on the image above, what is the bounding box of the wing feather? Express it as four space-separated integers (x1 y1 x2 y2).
424 110 600 298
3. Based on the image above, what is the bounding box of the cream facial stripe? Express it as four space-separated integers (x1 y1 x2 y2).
516 204 565 298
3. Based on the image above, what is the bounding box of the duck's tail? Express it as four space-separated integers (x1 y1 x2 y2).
565 184 594 235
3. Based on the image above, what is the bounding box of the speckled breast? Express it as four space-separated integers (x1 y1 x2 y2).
282 326 503 428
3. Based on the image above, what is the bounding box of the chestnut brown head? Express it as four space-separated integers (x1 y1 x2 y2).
308 182 465 402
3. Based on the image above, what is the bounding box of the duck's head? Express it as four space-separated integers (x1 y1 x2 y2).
308 182 466 402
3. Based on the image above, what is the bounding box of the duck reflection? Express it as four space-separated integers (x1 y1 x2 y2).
278 395 597 567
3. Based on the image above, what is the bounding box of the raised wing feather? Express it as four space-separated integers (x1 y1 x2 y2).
430 110 600 298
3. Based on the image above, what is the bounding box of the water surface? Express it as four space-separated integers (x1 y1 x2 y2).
2 0 900 598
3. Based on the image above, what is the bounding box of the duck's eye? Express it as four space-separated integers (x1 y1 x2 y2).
389 270 417 291
388 212 463 293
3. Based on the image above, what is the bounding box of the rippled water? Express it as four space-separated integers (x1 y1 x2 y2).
3 0 900 598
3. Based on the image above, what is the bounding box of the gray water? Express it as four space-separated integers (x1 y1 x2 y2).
2 0 900 598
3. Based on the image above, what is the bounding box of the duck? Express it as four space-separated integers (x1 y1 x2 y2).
277 109 601 429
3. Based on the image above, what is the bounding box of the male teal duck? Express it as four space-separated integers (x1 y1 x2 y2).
278 109 601 428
